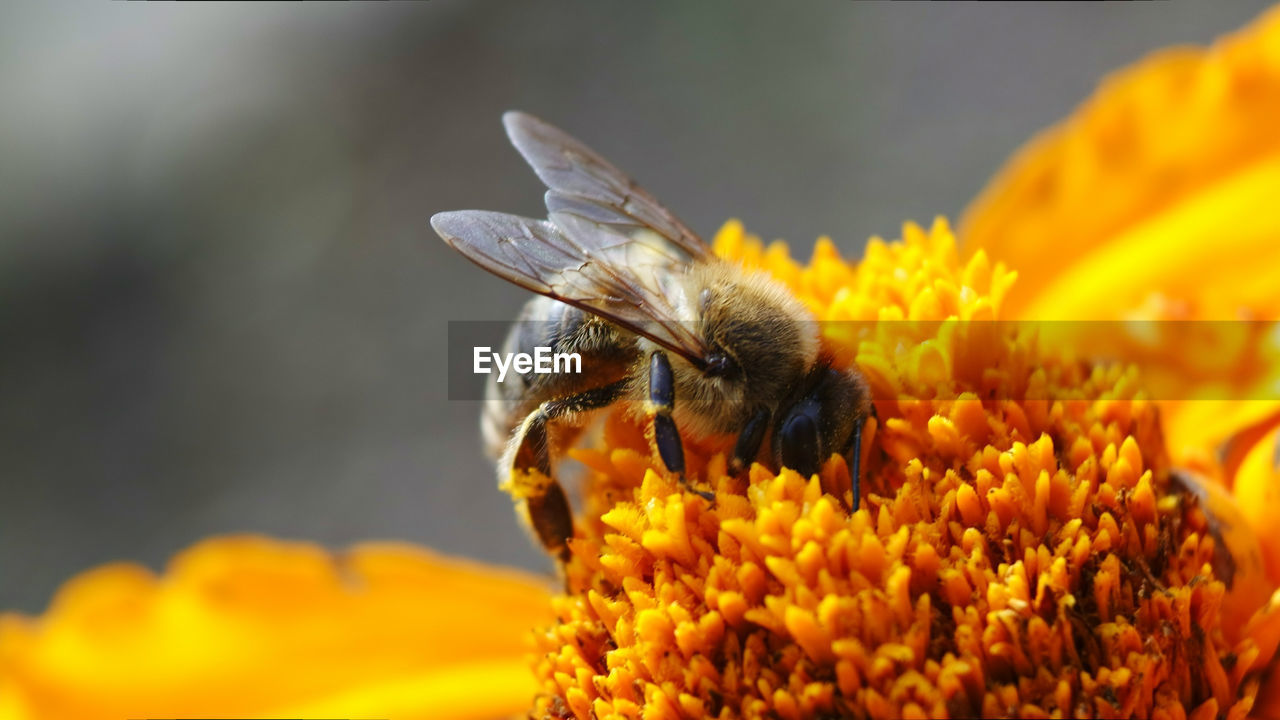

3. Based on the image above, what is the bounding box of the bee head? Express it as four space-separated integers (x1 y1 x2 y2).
659 266 820 435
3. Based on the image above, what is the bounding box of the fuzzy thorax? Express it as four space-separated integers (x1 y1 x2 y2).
630 261 820 439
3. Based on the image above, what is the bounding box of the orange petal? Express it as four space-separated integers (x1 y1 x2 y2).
1177 470 1273 643
1233 424 1280 587
961 4 1280 321
0 535 553 720
1164 401 1280 470
960 6 1280 456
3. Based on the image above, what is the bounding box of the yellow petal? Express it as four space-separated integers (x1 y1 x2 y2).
960 6 1280 457
961 4 1280 321
1180 470 1273 642
1233 424 1280 586
0 535 553 720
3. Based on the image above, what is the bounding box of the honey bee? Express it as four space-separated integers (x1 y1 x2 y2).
432 112 871 560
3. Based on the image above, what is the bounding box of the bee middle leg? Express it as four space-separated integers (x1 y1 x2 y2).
844 413 868 511
508 380 628 561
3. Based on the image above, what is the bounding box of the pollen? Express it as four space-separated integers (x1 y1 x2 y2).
527 219 1279 719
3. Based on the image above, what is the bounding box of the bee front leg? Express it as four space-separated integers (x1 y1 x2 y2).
774 367 872 511
729 407 771 475
508 380 627 561
646 351 713 499
777 400 821 479
646 350 685 479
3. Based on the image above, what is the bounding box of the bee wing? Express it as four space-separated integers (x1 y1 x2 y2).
432 210 709 366
502 111 713 262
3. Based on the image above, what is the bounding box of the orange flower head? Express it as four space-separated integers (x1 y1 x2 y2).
6 7 1280 720
527 220 1280 720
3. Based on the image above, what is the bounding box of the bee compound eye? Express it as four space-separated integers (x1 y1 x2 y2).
704 352 733 377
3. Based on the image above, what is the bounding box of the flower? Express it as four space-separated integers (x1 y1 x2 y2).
959 1 1280 609
5 6 1280 720
527 220 1279 719
0 537 553 720
960 2 1280 466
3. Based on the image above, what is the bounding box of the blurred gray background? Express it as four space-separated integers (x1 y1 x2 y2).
1 1 1271 612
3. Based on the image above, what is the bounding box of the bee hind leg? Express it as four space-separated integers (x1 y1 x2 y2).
507 380 628 561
